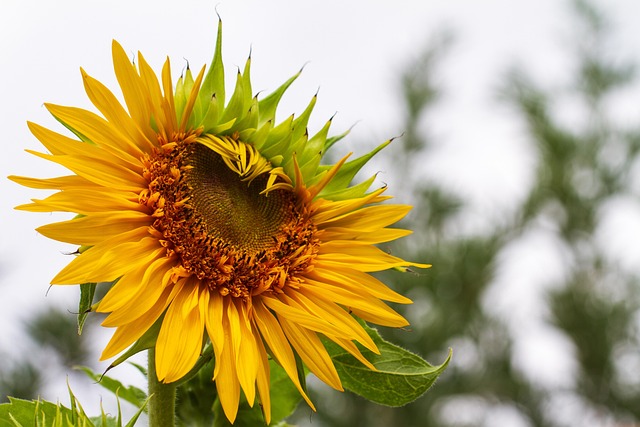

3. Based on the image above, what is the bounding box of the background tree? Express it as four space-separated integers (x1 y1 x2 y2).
292 1 640 426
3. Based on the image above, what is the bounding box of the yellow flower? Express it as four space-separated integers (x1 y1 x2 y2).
10 23 427 424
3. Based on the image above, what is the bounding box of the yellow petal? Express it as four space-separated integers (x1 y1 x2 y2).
281 290 377 353
37 211 150 245
111 40 155 141
254 336 272 424
317 245 429 272
234 302 259 406
8 175 91 190
320 228 412 245
311 186 388 224
215 301 241 424
26 150 146 192
156 284 204 382
261 295 348 340
20 189 144 215
308 267 412 304
279 317 342 391
51 230 161 284
100 257 173 324
100 285 173 360
323 335 376 371
318 204 413 232
204 292 225 380
301 283 409 328
44 103 144 167
81 68 154 153
253 299 315 410
138 53 170 138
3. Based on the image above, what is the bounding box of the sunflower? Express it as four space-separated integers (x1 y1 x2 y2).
10 23 427 423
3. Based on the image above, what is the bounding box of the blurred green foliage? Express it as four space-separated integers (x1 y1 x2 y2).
2 1 640 426
291 1 640 426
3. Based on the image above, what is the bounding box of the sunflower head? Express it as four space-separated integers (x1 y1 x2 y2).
10 20 428 424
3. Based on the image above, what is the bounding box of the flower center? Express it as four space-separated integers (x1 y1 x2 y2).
185 142 294 253
140 132 318 299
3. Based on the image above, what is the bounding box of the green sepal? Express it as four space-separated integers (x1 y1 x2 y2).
107 315 163 370
232 98 260 135
77 282 96 335
197 19 225 123
220 70 247 127
298 118 332 181
290 95 317 146
317 139 391 196
258 72 300 127
209 118 237 135
175 67 195 127
260 116 294 161
321 173 380 201
200 94 221 133
247 120 273 151
323 127 351 153
76 366 147 409
241 56 253 114
324 322 451 406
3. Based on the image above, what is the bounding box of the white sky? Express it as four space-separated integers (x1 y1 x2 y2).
2 0 640 422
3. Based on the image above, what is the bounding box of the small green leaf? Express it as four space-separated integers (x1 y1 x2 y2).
78 282 96 335
108 316 163 370
324 323 450 406
76 366 147 409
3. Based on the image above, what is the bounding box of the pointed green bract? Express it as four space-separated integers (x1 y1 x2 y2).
180 20 392 198
196 19 225 122
318 140 392 199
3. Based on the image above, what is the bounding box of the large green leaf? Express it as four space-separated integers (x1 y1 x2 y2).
0 383 146 427
76 367 147 410
324 323 450 406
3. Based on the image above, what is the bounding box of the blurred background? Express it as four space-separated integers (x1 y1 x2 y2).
2 0 640 425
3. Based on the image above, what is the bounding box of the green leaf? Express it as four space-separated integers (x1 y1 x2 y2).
76 366 147 409
0 398 68 427
78 282 96 335
324 323 450 406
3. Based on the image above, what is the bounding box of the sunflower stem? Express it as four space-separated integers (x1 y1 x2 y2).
148 348 176 427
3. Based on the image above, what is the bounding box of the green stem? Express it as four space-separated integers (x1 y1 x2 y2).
148 348 176 427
